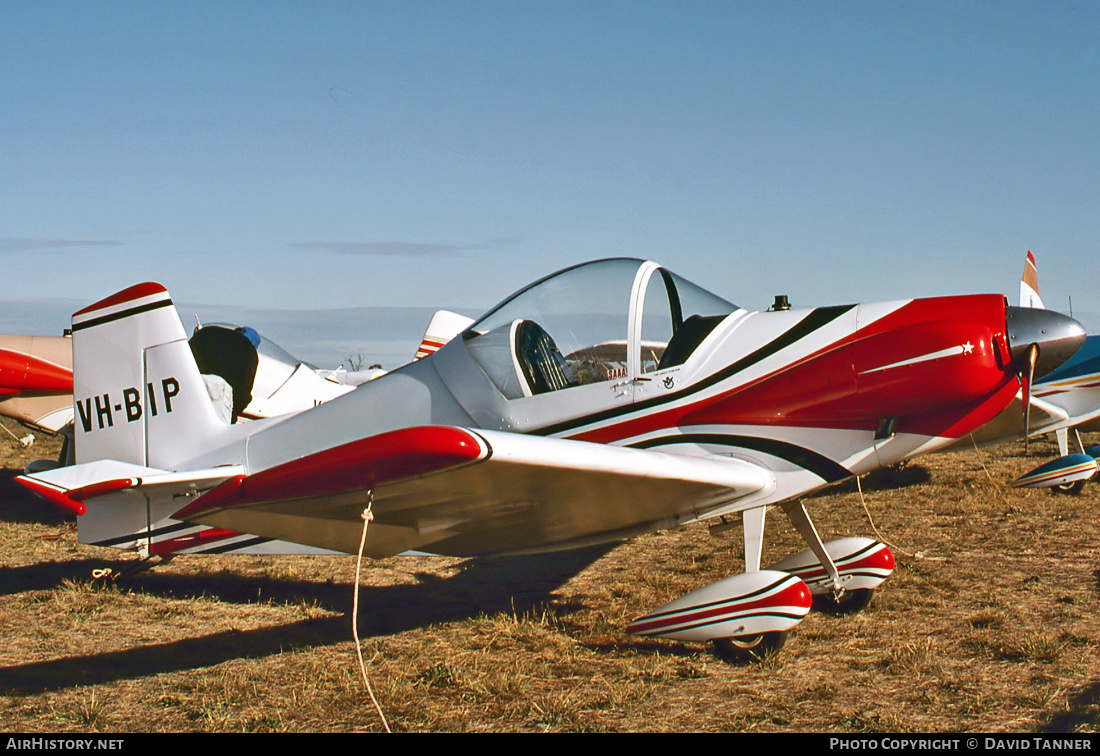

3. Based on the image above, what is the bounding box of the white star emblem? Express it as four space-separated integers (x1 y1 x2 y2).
962 342 974 354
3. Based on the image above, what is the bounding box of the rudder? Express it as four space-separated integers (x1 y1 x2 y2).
71 282 228 468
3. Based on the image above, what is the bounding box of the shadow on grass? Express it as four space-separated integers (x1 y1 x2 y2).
1039 680 1100 732
806 462 933 500
1 462 625 696
0 468 72 526
584 637 704 661
1034 568 1100 731
0 546 613 696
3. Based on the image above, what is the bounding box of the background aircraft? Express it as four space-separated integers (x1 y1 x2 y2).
188 323 358 423
994 251 1100 492
411 310 475 360
0 333 74 436
0 322 384 440
16 260 1084 661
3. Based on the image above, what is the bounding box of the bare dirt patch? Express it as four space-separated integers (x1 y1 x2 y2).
1 418 1099 732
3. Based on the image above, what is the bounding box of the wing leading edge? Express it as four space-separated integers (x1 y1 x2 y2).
173 425 777 558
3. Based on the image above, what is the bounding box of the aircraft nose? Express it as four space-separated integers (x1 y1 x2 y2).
1006 306 1087 379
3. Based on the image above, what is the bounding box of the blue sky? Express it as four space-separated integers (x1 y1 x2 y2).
2 1 1098 367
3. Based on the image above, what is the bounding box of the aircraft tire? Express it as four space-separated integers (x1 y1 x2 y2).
712 631 788 664
812 587 874 615
1051 480 1087 496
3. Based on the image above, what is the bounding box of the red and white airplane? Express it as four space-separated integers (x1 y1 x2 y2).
16 259 1085 660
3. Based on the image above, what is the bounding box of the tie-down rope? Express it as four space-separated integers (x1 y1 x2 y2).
354 489 391 733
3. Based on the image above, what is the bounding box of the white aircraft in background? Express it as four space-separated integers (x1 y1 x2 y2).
0 319 387 441
1 319 388 480
16 260 1084 661
412 310 475 360
187 323 359 424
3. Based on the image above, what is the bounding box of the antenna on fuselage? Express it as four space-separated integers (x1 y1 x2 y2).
769 295 791 312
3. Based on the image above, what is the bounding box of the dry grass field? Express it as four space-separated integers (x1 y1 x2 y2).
1 417 1099 733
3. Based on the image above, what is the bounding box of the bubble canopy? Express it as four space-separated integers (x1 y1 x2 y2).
463 259 738 399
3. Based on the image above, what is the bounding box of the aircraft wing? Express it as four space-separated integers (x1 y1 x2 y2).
172 425 776 558
963 394 1069 446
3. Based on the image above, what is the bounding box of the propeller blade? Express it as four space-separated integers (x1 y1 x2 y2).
1019 342 1039 452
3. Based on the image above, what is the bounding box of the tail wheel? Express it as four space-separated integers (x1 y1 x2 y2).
813 587 874 615
1052 479 1086 495
712 631 788 664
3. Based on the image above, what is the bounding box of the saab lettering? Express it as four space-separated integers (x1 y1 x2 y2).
76 378 180 432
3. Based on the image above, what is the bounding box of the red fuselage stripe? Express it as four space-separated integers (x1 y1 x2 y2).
560 296 1012 445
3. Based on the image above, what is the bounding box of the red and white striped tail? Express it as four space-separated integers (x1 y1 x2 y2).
1020 250 1044 309
414 310 474 360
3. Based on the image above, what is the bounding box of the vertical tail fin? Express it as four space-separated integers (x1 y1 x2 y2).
1020 250 1044 309
71 283 228 468
415 310 474 359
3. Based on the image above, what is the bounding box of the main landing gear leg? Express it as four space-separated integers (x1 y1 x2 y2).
781 500 842 592
1055 427 1087 458
702 506 794 662
772 500 888 615
1050 428 1090 495
779 499 868 613
741 505 767 572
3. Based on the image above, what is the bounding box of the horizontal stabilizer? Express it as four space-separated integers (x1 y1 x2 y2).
16 461 351 555
17 461 244 517
172 425 775 558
